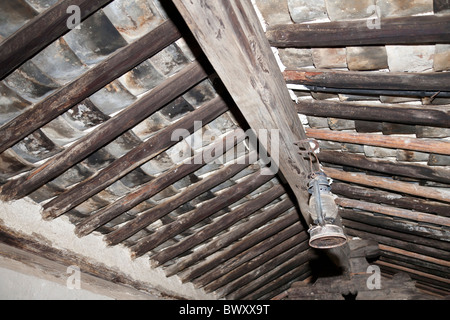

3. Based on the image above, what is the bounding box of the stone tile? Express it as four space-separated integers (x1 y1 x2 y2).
434 44 450 72
396 150 430 162
376 0 433 18
364 145 397 158
312 48 347 69
355 120 383 133
325 0 376 21
342 143 365 153
254 0 293 25
386 45 435 72
428 154 450 166
328 118 356 130
434 0 450 14
288 0 328 23
278 48 313 69
380 96 421 104
307 116 329 128
416 126 450 138
382 123 417 135
347 46 388 71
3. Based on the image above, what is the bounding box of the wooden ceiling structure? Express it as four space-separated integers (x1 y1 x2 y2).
0 0 449 300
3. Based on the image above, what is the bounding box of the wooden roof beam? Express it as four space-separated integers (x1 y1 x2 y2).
284 69 450 92
42 95 228 220
180 211 304 283
150 183 286 267
296 100 450 129
318 150 450 185
0 0 113 80
130 165 276 258
332 182 450 217
307 128 450 156
164 197 295 277
267 15 450 48
75 151 256 238
0 60 207 201
0 19 182 155
199 231 309 293
324 167 450 204
171 0 314 225
45 127 245 221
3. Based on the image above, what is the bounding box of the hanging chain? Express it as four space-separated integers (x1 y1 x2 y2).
294 138 321 178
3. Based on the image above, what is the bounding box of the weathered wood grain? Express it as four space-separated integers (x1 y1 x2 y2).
267 15 450 47
0 19 181 155
0 0 113 79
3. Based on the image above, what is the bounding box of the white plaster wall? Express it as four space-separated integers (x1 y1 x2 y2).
0 266 112 300
0 198 218 300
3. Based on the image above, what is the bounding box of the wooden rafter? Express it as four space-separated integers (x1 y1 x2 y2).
324 167 450 203
284 69 450 92
130 166 276 258
44 128 245 220
318 150 450 184
336 198 450 228
266 15 450 48
225 253 312 300
171 0 314 224
200 232 308 292
151 183 286 267
0 60 207 201
42 94 228 219
296 100 450 128
332 182 450 217
164 197 295 277
339 209 450 245
307 128 450 156
0 0 113 80
76 151 257 238
180 211 303 283
0 19 181 155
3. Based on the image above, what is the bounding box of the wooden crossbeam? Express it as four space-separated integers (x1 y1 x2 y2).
45 127 245 221
0 0 113 80
76 151 256 238
296 100 450 128
42 94 227 219
180 211 303 283
318 150 450 184
332 182 450 217
337 198 450 228
0 19 181 155
324 167 450 204
243 264 312 300
345 228 450 262
96 129 246 243
379 244 450 268
201 231 309 293
0 60 207 201
225 253 312 300
151 184 286 267
266 15 450 48
172 0 314 225
164 197 294 277
285 69 450 92
130 166 276 258
307 128 450 155
339 209 450 246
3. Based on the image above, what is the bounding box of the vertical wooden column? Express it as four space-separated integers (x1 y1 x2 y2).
171 0 313 224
